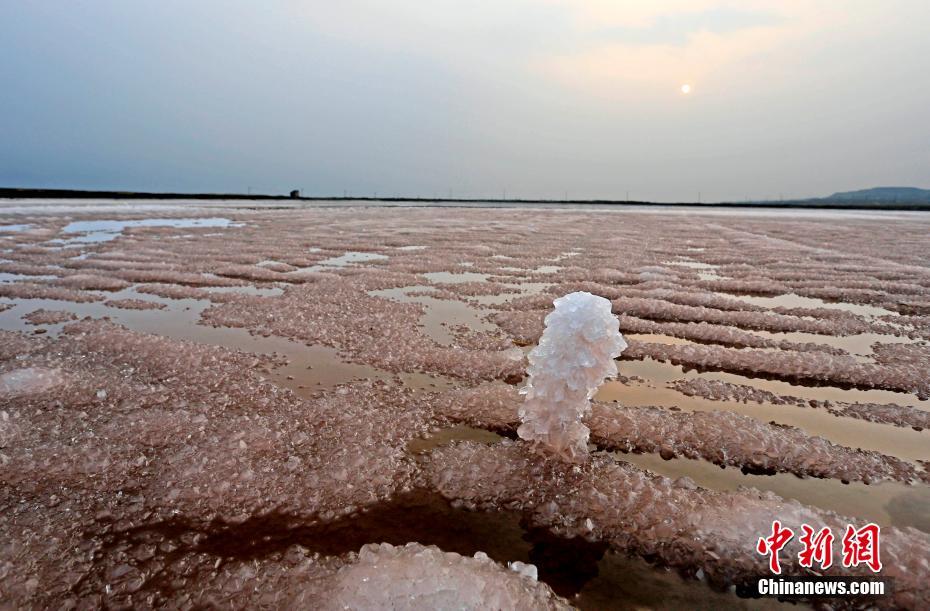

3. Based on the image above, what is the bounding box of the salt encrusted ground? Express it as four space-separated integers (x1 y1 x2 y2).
0 200 928 608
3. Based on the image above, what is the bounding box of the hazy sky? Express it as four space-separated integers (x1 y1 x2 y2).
2 1 929 201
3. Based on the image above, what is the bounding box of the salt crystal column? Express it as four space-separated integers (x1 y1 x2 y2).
518 292 627 461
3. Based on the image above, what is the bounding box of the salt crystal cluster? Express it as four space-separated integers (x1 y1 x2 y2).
438 382 922 485
22 309 78 325
587 403 922 485
0 367 69 399
517 292 626 461
103 298 167 310
328 543 568 610
625 341 930 399
671 378 930 430
426 441 930 610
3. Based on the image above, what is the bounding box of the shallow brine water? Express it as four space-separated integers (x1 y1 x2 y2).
0 199 928 609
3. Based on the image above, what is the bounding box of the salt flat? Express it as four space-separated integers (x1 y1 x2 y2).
1 199 928 608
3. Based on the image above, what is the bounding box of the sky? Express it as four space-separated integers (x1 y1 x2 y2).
1 0 929 202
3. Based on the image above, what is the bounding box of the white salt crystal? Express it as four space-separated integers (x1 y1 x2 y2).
518 292 626 461
508 561 539 580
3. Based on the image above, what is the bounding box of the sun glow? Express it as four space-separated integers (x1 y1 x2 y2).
680 84 692 94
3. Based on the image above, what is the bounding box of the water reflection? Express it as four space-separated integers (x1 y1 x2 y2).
55 218 235 244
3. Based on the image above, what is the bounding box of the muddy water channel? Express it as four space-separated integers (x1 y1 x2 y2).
1 201 929 609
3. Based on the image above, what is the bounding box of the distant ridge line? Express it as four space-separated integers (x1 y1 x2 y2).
828 186 930 203
1 187 929 211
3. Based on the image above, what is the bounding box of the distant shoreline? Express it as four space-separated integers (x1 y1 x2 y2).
1 187 929 211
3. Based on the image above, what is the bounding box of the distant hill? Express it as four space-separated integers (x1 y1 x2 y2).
827 187 930 203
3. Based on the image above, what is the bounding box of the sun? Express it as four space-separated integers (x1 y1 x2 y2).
680 84 692 94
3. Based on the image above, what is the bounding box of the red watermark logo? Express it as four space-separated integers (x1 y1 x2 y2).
757 522 881 574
